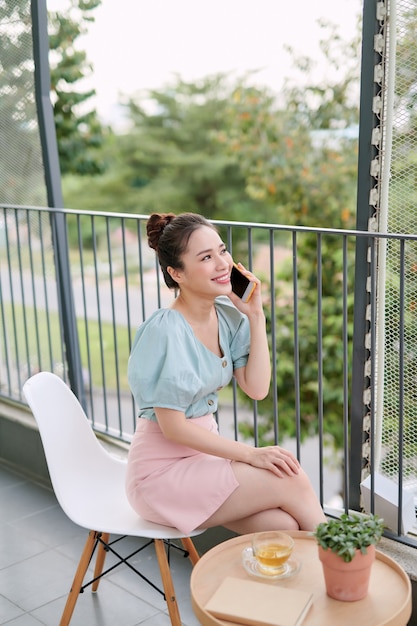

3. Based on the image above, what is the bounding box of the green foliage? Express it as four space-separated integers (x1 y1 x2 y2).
121 74 265 222
215 83 314 223
239 233 355 448
283 18 362 131
48 0 105 176
61 20 361 451
314 513 384 562
216 18 361 230
61 73 267 247
225 21 361 450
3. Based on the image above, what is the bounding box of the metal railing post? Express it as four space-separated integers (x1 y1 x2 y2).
349 0 382 510
31 0 85 405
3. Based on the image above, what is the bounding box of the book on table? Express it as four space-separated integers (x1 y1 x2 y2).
205 576 313 626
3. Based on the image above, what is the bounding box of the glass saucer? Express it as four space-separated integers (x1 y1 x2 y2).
241 547 301 580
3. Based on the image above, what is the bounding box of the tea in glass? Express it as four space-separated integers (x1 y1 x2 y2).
252 531 294 575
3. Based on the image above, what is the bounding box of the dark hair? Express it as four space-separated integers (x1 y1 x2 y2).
147 212 217 289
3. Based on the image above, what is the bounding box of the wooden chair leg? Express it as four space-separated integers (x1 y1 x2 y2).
180 537 200 566
91 532 110 592
154 538 182 626
60 530 99 626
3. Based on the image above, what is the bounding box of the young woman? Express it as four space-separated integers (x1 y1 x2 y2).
126 212 326 535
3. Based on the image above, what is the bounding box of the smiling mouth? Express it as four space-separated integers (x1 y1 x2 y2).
213 273 230 284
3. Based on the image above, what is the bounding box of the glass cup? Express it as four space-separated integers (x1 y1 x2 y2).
252 531 294 576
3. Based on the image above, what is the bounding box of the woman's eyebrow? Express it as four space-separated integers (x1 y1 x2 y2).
195 243 225 258
195 248 213 258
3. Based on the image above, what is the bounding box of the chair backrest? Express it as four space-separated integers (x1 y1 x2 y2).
23 371 126 522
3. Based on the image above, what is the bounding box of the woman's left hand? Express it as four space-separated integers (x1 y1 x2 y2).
247 445 301 478
228 263 263 315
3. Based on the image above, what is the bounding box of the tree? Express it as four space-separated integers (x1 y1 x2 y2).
61 73 266 230
217 19 361 230
48 0 105 176
122 74 269 224
224 21 361 448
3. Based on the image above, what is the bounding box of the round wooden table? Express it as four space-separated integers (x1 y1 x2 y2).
190 531 412 626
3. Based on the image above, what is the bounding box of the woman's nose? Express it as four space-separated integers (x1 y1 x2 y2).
216 255 230 269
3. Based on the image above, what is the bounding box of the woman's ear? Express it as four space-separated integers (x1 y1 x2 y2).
167 266 182 284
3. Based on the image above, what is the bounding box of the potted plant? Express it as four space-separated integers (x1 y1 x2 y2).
314 512 384 601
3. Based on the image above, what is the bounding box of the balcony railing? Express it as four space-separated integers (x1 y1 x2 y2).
1 203 416 547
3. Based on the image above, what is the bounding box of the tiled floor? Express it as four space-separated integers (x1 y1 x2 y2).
0 462 201 625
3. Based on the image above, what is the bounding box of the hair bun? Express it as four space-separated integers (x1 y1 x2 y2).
147 213 176 250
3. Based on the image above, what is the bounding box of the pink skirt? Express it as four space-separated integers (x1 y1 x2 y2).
125 414 239 534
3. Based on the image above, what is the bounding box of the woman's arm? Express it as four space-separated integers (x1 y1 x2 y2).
228 264 271 399
233 310 270 399
155 408 299 478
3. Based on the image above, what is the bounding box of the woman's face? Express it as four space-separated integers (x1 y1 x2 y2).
169 226 233 298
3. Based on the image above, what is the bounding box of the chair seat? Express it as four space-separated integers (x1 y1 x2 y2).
58 452 204 538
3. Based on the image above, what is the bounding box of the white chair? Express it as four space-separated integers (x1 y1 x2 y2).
23 371 204 626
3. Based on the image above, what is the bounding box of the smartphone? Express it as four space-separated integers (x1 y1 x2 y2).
230 264 256 303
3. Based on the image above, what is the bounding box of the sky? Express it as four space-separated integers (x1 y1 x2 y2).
46 0 362 127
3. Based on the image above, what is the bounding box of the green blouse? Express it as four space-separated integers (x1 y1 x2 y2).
128 296 250 421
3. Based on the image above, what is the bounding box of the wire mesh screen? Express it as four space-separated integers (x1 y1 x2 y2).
0 1 53 399
0 0 47 206
377 0 417 498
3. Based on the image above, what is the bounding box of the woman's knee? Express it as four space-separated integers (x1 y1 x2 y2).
292 467 317 494
230 462 317 510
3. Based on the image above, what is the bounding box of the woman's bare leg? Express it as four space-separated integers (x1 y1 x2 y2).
201 461 326 532
223 508 300 534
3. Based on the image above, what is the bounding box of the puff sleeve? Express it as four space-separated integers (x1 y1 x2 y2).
128 310 203 415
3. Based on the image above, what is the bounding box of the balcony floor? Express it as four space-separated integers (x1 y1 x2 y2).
0 462 200 625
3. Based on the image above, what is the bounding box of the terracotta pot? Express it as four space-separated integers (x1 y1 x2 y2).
318 544 376 601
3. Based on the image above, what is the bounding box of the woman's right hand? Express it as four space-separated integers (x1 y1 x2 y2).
247 445 301 478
